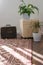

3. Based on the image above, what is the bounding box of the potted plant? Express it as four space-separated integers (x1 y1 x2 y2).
18 0 39 19
32 21 41 42
18 0 39 38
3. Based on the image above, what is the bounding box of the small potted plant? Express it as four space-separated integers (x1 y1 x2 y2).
18 0 39 19
32 21 41 42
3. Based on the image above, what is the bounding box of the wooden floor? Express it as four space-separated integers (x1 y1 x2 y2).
0 34 43 65
32 36 43 65
17 34 43 65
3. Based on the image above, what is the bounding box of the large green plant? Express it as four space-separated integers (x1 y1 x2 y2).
18 0 39 16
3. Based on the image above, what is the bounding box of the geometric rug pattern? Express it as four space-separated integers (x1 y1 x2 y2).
0 39 32 65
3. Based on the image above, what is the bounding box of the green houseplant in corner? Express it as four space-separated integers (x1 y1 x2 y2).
32 21 41 42
18 0 39 19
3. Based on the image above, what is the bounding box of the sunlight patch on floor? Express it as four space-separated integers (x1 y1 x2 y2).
0 55 7 65
32 51 43 59
24 48 43 64
33 56 43 64
24 48 32 53
1 45 31 65
16 47 31 57
25 48 43 59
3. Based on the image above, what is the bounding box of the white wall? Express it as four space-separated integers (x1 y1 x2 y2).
0 0 20 33
0 0 43 33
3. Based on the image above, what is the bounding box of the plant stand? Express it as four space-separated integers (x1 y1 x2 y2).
20 19 33 38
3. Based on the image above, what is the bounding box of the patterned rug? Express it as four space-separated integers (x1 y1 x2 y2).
0 39 32 65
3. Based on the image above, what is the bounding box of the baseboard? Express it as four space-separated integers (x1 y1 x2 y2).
21 36 33 39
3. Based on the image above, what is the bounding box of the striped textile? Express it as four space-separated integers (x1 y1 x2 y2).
0 39 32 65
